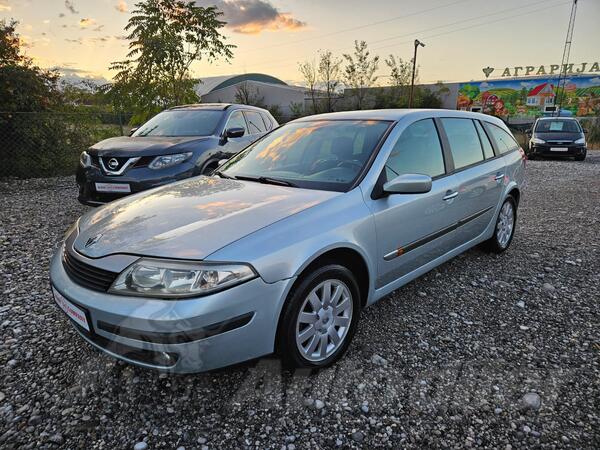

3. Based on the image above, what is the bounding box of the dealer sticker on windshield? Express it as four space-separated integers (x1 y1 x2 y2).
52 286 90 332
95 182 131 193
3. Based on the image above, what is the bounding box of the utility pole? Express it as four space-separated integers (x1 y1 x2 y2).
556 0 578 116
408 39 425 108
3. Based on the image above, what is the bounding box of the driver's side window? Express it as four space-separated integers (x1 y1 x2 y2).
385 119 445 180
225 111 248 134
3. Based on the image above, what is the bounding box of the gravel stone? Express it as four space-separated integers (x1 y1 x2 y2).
133 442 148 450
0 156 599 448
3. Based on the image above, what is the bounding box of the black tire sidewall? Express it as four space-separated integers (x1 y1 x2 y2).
278 264 361 369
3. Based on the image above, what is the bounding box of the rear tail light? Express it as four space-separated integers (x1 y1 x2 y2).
519 147 527 166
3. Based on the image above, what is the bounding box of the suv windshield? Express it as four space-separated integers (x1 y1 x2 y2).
220 120 391 192
535 119 581 133
133 110 222 137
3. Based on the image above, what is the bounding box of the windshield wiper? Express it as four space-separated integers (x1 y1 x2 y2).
235 175 297 187
214 170 236 180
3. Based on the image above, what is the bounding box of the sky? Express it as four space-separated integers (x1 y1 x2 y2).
1 0 599 86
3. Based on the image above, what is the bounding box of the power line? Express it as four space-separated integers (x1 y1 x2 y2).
237 0 472 55
201 0 569 78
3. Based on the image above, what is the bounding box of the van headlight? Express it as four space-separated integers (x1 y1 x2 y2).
109 258 257 298
574 137 586 145
530 137 545 144
148 152 192 170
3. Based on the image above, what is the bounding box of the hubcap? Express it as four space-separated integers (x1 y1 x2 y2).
295 279 353 362
496 201 514 248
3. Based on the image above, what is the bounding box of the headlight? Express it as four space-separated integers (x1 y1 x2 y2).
574 137 586 145
80 151 92 167
109 258 257 298
530 137 545 144
148 152 192 170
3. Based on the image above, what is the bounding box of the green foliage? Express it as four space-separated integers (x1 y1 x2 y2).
459 83 480 100
106 0 234 124
343 41 379 109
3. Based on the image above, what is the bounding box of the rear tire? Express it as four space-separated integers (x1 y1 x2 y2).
485 196 517 253
277 264 361 370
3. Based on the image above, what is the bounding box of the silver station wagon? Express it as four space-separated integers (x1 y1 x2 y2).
50 109 526 373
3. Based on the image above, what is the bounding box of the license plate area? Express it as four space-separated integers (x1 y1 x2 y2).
95 182 131 193
550 147 568 152
52 286 92 332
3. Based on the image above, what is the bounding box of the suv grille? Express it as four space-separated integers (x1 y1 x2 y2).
63 249 118 292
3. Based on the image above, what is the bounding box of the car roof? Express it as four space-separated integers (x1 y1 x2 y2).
293 108 507 127
168 103 269 112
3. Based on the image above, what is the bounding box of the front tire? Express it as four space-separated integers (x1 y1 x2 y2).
574 151 586 161
485 196 517 253
278 264 361 370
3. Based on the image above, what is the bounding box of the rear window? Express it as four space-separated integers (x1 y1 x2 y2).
535 119 581 133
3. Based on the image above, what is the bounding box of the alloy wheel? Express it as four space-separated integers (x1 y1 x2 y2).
496 201 514 248
295 279 353 362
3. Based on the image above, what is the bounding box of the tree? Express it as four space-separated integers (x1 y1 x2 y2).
343 40 379 109
107 0 234 123
318 50 342 112
385 54 412 105
234 81 265 107
298 59 319 113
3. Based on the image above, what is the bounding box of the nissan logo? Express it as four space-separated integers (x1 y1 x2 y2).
107 158 119 170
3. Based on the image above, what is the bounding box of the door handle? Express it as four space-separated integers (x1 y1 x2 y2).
495 173 505 181
443 191 458 201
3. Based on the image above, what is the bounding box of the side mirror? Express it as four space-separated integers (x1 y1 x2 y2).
226 127 245 139
129 126 139 136
383 174 432 195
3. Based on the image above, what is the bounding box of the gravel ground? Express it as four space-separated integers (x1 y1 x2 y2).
1 154 599 449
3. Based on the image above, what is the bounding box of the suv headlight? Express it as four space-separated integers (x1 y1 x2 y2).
148 152 192 170
80 151 92 167
574 137 586 145
109 258 257 298
530 137 545 144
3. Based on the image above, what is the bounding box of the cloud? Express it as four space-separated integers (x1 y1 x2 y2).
79 18 96 28
93 24 105 32
64 0 78 14
115 0 128 13
65 38 83 44
59 13 65 18
0 0 10 12
196 0 306 34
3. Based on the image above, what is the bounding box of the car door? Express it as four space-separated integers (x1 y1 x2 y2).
222 110 253 156
243 110 268 143
438 118 505 243
365 118 463 289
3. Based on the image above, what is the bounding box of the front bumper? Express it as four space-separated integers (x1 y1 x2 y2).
529 144 586 158
49 244 294 373
76 162 197 206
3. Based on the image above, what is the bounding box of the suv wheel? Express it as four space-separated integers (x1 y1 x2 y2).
574 150 586 161
485 197 517 253
278 264 361 369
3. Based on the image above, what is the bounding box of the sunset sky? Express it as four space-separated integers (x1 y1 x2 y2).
1 0 599 86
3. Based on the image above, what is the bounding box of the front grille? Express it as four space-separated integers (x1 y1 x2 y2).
100 156 130 172
63 249 118 292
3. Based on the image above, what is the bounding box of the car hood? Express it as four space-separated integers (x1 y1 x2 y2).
74 176 339 260
89 136 212 157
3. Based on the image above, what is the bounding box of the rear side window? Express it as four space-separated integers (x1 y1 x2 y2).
486 123 519 154
385 119 445 179
261 113 273 131
441 118 484 169
474 120 495 159
244 111 266 134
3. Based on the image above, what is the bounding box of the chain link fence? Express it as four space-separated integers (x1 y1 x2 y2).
0 112 132 179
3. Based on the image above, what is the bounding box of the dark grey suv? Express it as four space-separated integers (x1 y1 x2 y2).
76 103 278 206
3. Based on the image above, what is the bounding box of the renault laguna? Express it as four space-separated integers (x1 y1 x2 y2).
50 109 525 372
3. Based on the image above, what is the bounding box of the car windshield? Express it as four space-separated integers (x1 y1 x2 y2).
133 110 222 137
219 120 392 192
535 119 581 133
